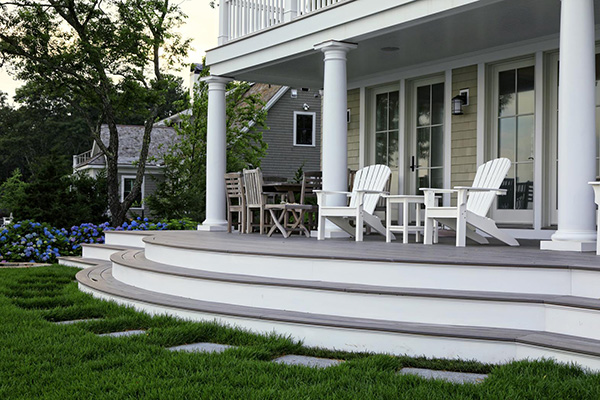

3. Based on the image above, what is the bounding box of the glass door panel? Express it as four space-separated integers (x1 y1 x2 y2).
413 82 444 194
493 63 535 223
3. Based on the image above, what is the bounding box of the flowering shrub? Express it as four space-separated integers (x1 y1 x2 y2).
0 217 196 264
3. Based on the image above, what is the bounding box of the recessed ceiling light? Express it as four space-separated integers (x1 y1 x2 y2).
381 46 400 52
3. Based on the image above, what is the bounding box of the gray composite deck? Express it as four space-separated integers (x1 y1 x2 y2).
144 231 600 270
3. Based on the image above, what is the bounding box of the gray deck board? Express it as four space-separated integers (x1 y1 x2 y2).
143 231 600 270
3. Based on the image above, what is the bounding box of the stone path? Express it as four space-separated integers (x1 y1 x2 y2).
54 318 102 325
272 355 343 368
399 367 488 384
168 342 234 353
98 330 146 338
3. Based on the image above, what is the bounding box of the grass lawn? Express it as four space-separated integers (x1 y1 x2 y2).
1 265 599 399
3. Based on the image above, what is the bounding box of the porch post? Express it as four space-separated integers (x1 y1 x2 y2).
314 40 357 237
218 0 229 45
541 0 597 252
198 75 232 231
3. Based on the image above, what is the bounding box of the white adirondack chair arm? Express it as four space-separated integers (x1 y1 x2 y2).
454 186 506 194
419 188 457 194
356 190 389 194
313 190 352 196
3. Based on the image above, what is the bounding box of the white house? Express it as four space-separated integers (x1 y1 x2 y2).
68 0 600 371
201 0 599 252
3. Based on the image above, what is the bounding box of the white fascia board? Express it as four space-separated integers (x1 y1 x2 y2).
207 0 486 76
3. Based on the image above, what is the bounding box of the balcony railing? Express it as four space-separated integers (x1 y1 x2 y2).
219 0 343 44
73 150 94 168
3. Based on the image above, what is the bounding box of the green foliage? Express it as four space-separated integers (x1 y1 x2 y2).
147 67 268 221
0 163 108 228
0 0 190 226
0 169 27 213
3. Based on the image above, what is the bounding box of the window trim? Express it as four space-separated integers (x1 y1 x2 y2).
293 111 316 147
121 175 145 210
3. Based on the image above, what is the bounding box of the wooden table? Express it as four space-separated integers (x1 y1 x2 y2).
383 195 438 244
262 182 303 203
265 203 313 238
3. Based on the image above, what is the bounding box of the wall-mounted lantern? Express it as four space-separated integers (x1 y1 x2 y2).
451 89 469 115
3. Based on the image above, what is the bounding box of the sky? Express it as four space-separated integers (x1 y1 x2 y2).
0 0 219 105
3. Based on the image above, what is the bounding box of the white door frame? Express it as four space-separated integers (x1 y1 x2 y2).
487 56 536 225
406 74 447 196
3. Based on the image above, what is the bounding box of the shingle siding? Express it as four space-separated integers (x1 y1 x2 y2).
451 65 478 188
347 89 361 170
259 88 322 179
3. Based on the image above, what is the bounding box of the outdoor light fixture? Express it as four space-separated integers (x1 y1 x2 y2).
452 89 469 115
291 89 298 98
303 103 310 111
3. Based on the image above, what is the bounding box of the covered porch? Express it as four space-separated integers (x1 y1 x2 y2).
203 0 600 250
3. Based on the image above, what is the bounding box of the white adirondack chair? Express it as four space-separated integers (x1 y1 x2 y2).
316 164 394 242
421 158 520 247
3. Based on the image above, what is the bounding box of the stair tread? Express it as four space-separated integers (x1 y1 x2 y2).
111 249 600 311
82 243 142 250
77 263 600 358
58 256 106 266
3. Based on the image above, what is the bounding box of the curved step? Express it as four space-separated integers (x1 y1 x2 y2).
110 249 600 341
77 263 600 370
82 243 142 261
141 232 600 298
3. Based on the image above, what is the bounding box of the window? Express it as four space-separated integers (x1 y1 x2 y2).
121 176 144 209
293 112 316 146
374 90 399 168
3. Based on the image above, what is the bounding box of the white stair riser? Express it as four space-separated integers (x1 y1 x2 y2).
105 232 149 248
144 243 600 298
112 262 600 341
79 282 600 372
82 246 124 261
58 259 91 269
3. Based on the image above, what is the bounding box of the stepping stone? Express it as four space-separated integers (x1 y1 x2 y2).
272 355 343 368
98 330 146 338
399 368 488 384
54 318 101 325
168 342 234 354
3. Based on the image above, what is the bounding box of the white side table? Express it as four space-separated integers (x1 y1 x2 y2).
590 182 600 255
383 195 437 244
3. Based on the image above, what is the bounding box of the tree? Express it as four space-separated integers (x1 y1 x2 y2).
0 0 190 225
146 67 268 221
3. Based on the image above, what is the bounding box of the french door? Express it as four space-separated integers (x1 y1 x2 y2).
371 86 400 195
409 77 445 194
490 59 535 225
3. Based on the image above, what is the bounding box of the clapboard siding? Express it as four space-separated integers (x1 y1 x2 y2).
259 88 322 179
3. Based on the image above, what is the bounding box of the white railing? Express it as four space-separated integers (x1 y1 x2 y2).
219 0 343 44
73 150 93 168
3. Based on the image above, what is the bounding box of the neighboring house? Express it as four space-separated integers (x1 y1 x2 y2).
72 125 177 217
157 79 322 180
202 0 599 250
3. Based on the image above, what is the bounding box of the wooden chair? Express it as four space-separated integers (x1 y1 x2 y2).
243 168 269 234
225 172 246 233
299 171 322 231
421 158 520 247
316 164 393 242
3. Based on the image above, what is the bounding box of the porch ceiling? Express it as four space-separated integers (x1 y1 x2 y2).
223 0 599 88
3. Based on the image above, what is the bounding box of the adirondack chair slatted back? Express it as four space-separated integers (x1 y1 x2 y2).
349 164 391 214
467 158 511 217
300 171 322 204
243 168 264 207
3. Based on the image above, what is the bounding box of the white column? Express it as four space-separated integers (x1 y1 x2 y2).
541 0 597 252
314 40 356 237
218 0 230 45
198 75 232 231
